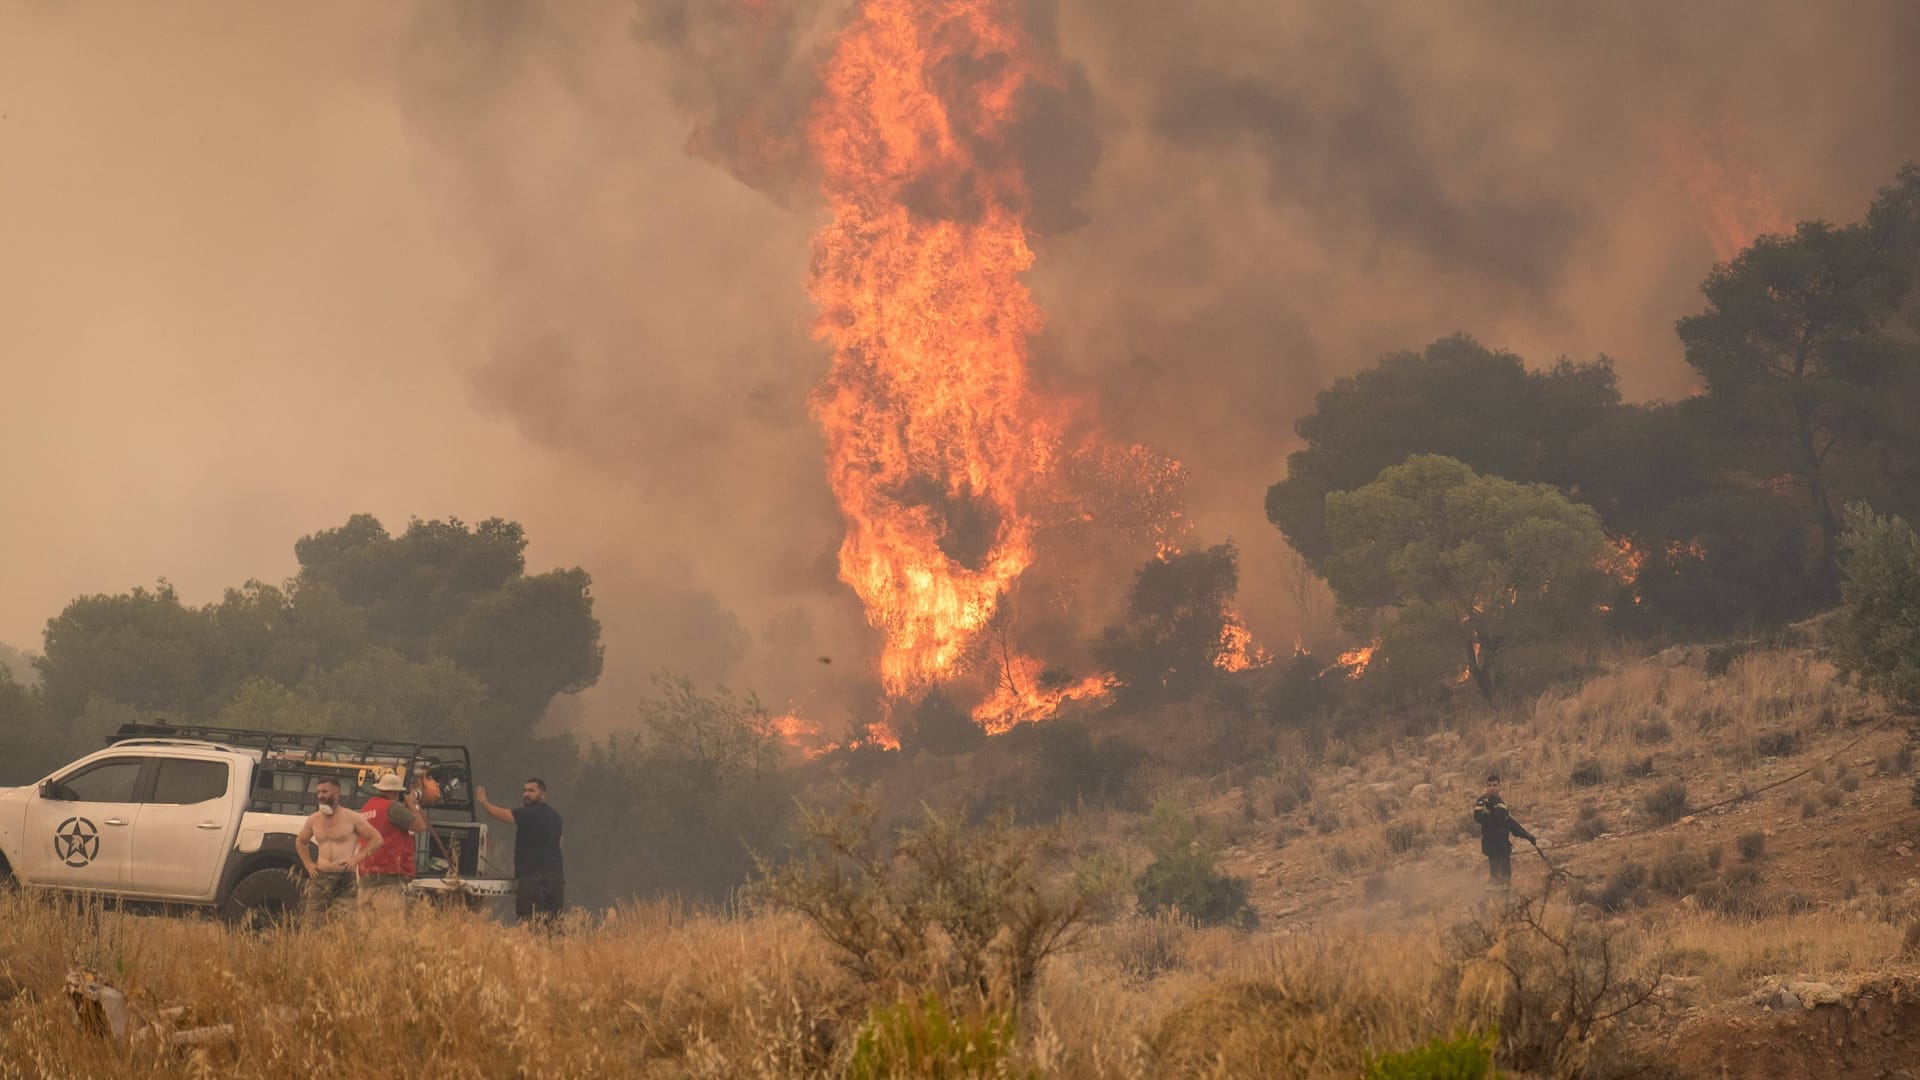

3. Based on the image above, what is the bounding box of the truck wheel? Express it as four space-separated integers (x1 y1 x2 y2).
0 855 14 892
224 866 302 930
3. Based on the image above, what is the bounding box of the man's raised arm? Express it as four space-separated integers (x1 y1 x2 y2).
474 786 515 825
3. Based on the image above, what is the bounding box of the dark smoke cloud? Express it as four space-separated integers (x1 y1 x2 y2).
7 1 1915 736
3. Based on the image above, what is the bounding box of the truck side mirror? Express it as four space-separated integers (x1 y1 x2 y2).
37 779 57 800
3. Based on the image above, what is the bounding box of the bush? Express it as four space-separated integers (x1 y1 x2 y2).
1365 1030 1500 1080
1821 785 1845 808
1642 781 1689 824
1650 850 1712 897
755 800 1087 1007
847 993 1033 1080
1753 730 1801 758
1697 863 1769 916
1271 763 1314 814
1568 808 1610 843
1624 756 1656 779
1450 893 1663 1074
1840 771 1861 793
1632 717 1673 745
1569 758 1604 787
1597 863 1648 912
1832 505 1920 712
1134 803 1257 929
1385 821 1428 854
1802 797 1819 819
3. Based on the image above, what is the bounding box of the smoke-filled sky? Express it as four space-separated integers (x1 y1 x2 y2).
3 0 1916 732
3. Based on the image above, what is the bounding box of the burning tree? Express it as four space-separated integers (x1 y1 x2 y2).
1322 455 1610 702
1093 543 1243 702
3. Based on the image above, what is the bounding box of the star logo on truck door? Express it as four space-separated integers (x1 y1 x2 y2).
54 817 100 868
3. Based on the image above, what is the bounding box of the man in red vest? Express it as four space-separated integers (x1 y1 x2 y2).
358 771 427 913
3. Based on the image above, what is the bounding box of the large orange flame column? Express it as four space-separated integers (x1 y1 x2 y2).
808 0 1058 697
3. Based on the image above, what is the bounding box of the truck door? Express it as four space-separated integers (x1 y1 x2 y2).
21 756 147 891
129 756 239 899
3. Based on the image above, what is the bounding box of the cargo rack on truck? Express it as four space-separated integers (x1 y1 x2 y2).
104 721 504 892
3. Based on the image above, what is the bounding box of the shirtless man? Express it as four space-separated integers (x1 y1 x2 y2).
296 776 383 921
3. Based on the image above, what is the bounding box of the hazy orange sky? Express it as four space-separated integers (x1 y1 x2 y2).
3 1 1915 732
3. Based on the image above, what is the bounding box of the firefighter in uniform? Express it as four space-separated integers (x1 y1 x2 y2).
1473 773 1535 890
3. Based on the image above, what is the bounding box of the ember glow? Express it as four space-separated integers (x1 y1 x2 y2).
807 0 1061 700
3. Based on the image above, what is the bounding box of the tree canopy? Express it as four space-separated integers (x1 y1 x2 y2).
1265 335 1624 566
33 516 602 768
1322 455 1610 700
1832 503 1920 714
1677 166 1920 569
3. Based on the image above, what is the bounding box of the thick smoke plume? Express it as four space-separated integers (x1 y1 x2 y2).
4 1 1917 735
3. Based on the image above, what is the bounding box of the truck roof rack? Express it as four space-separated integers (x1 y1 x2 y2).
106 721 476 820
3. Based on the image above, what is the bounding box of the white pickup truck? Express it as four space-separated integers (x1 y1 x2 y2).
0 722 512 924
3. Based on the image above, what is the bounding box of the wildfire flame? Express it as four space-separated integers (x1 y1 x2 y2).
1657 119 1791 263
1325 640 1379 680
1214 610 1271 673
807 0 1062 700
971 654 1113 735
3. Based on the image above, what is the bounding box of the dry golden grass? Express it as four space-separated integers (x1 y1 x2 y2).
0 890 1489 1080
1652 909 1911 1000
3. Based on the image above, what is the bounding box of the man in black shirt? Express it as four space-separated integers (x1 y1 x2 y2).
1472 774 1535 891
477 777 564 926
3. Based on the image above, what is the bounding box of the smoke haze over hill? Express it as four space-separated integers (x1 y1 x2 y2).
2 0 1916 734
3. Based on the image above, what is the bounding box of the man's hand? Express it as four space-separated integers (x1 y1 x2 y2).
475 785 488 806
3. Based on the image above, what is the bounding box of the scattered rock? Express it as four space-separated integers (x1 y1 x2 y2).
1784 980 1845 1007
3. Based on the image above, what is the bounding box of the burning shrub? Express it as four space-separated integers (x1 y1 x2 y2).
1093 544 1243 702
1133 803 1256 930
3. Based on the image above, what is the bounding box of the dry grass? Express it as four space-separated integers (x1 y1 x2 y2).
1652 909 1910 1000
0 891 1491 1080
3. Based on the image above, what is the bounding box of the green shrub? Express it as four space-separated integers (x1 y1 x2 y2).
1134 803 1257 929
1365 1029 1500 1079
847 993 1034 1080
1642 781 1689 824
